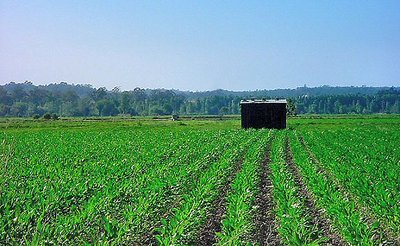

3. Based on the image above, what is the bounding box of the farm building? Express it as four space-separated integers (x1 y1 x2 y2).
240 99 287 129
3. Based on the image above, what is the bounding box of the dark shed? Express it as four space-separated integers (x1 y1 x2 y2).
240 99 287 129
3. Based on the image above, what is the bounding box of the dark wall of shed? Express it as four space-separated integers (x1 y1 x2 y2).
241 103 286 129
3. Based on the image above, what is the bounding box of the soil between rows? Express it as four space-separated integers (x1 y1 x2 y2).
298 136 395 244
285 137 345 246
142 148 226 245
196 158 245 245
252 139 281 246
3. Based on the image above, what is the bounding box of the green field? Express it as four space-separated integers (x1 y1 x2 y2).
1 116 399 245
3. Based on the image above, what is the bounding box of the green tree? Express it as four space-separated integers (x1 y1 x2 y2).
96 99 118 116
10 102 29 117
286 99 297 115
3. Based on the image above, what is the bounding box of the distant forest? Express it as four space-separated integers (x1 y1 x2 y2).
1 81 399 117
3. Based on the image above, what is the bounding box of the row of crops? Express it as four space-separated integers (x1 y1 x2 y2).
1 118 399 245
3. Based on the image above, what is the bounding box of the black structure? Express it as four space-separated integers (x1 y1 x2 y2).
240 99 287 129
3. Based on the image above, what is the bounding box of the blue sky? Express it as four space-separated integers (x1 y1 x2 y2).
1 1 399 91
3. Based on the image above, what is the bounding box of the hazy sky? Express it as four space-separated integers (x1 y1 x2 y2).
1 1 399 91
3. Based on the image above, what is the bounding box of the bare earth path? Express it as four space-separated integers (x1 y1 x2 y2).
285 137 345 245
196 158 245 245
252 140 281 246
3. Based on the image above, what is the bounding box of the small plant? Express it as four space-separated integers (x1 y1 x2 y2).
1 117 398 245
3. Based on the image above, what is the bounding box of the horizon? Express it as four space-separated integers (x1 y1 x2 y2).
1 1 400 91
2 80 399 93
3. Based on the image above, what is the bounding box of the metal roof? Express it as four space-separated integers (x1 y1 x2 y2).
240 99 287 104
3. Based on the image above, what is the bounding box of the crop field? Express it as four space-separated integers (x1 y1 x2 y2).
1 116 400 245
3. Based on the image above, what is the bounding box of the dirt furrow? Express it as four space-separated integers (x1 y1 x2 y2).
196 158 244 245
253 140 280 246
285 137 345 245
141 151 226 245
298 135 395 244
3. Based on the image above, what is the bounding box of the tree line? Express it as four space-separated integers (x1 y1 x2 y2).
0 82 399 117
